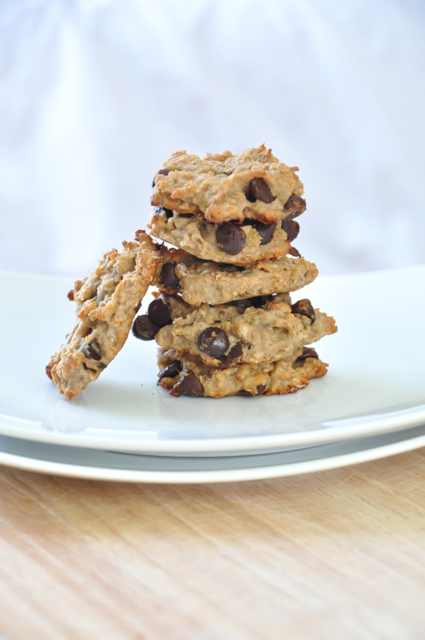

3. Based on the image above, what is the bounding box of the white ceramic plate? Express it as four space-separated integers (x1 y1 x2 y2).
0 424 424 483
0 266 424 454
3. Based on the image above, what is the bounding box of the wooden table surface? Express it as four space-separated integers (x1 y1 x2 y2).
0 449 424 640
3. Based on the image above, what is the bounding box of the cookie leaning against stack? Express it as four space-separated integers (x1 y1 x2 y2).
135 145 337 398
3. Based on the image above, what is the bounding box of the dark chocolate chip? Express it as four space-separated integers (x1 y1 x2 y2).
198 327 230 358
152 168 170 187
239 390 254 397
216 223 246 255
256 384 266 395
158 360 182 380
135 301 142 313
284 195 306 218
45 364 53 380
83 363 97 372
179 213 195 218
97 363 107 370
67 289 74 301
295 347 318 364
250 295 273 308
82 340 102 361
230 299 253 314
132 315 159 340
155 205 173 218
291 299 316 323
172 370 204 397
148 299 172 327
160 262 179 289
281 218 300 242
247 220 276 245
248 178 275 203
218 342 243 368
231 295 271 313
245 186 256 203
288 246 301 257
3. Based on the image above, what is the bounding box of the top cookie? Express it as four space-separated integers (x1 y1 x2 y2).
151 145 304 224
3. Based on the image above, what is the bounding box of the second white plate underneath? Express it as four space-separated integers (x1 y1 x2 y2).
0 424 424 483
0 265 424 454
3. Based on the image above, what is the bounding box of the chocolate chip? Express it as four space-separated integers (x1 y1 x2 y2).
256 384 266 395
291 299 316 323
135 301 142 313
158 360 181 380
250 295 273 308
288 247 301 257
247 220 276 245
239 390 254 397
230 299 253 314
216 223 246 255
284 195 306 218
295 347 318 364
231 295 271 313
281 219 300 242
82 340 102 361
218 342 243 367
45 364 53 380
155 205 173 218
148 299 172 327
172 370 204 397
97 363 107 370
198 327 230 358
67 289 74 301
160 262 179 289
83 363 97 372
152 168 170 187
179 213 195 218
132 315 159 340
248 178 275 203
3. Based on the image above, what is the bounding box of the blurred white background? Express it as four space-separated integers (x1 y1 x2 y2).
0 0 424 277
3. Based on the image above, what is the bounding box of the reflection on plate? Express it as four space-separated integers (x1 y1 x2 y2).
0 266 424 454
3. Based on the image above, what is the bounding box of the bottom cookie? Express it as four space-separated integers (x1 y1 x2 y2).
157 347 328 398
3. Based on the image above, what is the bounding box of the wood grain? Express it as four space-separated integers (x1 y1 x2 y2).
0 450 425 640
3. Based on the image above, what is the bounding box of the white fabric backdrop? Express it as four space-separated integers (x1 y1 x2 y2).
0 0 424 277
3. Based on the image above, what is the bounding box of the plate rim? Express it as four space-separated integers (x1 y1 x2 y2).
1 403 425 453
1 265 425 454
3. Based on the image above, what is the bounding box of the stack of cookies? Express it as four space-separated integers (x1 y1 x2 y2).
47 145 336 401
132 145 337 398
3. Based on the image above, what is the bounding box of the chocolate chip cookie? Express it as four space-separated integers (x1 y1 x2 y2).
148 208 296 266
47 231 159 400
157 346 328 398
153 248 318 306
135 293 337 367
151 145 304 224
